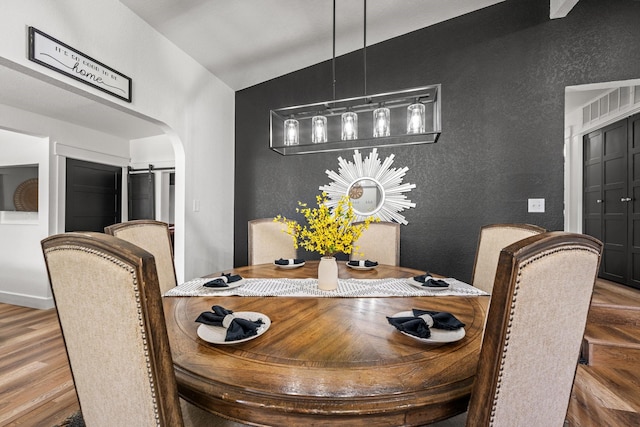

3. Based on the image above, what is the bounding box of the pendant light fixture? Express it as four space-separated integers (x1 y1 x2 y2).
270 0 441 155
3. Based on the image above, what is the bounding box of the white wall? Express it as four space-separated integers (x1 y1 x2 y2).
0 0 235 308
130 135 175 170
0 128 51 308
0 106 131 307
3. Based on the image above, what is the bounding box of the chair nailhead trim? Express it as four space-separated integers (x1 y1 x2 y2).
488 245 600 426
46 245 162 426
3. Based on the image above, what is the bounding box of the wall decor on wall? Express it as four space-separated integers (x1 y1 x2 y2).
28 27 132 102
13 178 38 212
319 148 415 224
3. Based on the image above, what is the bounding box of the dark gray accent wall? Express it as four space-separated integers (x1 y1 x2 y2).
234 0 640 281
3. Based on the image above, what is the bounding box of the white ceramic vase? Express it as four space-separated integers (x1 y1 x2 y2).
317 256 338 291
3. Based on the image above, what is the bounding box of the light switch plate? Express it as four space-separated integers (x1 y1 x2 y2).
528 198 545 213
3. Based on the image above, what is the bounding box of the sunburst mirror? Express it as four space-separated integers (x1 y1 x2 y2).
319 149 415 225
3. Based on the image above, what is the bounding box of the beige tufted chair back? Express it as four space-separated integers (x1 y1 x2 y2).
248 218 297 265
350 221 400 266
41 232 184 427
105 220 177 294
466 232 602 427
471 223 546 293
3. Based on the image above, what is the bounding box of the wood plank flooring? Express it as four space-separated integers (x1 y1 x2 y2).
0 278 638 426
566 279 640 427
0 304 79 427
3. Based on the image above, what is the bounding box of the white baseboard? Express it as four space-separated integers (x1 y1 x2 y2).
0 290 55 309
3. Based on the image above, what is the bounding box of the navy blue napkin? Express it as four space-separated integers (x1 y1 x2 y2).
412 274 449 288
275 258 304 265
203 273 243 288
411 309 465 330
195 305 264 341
347 260 378 267
387 308 465 339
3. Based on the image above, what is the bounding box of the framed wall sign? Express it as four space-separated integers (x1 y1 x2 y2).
28 27 132 102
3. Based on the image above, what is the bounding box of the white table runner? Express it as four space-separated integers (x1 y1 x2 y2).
164 277 488 297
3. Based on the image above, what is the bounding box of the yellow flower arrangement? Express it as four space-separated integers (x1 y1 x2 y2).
275 192 378 258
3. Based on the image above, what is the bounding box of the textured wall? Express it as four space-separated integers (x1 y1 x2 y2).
234 0 640 281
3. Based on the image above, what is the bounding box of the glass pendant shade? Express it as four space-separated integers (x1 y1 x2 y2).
284 118 299 145
341 112 358 140
407 103 426 134
311 115 328 143
373 107 390 138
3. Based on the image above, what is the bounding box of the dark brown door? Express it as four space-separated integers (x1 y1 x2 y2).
602 119 628 283
128 171 155 220
65 158 122 232
628 114 640 288
583 129 604 244
584 113 640 290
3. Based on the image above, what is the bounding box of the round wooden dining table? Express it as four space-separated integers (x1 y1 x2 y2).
163 261 489 426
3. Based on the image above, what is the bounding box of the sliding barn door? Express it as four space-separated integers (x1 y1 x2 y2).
128 171 155 220
65 158 122 232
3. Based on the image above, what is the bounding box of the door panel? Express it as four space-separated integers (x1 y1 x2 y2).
584 119 628 284
601 120 628 282
602 248 625 280
584 114 640 290
66 158 121 232
128 172 155 220
583 132 602 244
628 114 640 288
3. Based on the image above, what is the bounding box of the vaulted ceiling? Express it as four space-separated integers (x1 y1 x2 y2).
1 1 582 139
119 0 507 91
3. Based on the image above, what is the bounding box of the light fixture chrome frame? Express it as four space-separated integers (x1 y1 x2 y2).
270 84 441 155
269 0 441 156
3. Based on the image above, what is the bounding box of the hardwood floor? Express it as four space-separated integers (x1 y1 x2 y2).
0 278 638 426
566 279 640 427
0 304 79 427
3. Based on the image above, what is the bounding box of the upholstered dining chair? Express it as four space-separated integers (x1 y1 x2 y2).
105 219 177 294
41 232 244 427
42 232 181 426
466 232 603 426
428 232 602 427
471 223 546 293
248 218 296 265
350 221 400 266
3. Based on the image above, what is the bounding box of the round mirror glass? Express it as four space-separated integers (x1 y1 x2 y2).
348 178 384 216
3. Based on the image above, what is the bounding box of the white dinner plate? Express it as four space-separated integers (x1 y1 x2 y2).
407 277 450 291
390 311 465 344
346 262 378 270
274 261 305 269
197 311 271 345
201 277 246 290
